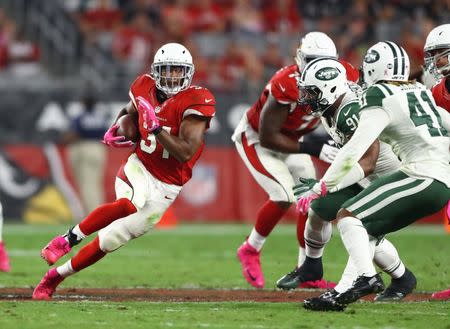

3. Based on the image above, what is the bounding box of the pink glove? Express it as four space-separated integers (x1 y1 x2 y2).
296 181 327 214
136 96 160 133
102 124 134 148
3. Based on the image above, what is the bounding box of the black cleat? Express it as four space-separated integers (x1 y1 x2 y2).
374 268 417 302
336 273 385 305
276 257 323 290
303 289 346 312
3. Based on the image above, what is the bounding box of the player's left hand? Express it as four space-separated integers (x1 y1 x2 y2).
296 181 327 214
137 96 160 133
293 178 318 197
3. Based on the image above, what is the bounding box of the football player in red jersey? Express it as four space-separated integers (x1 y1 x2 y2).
424 24 450 301
32 43 216 300
234 32 359 289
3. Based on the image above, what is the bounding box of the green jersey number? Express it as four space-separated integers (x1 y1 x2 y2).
407 91 448 137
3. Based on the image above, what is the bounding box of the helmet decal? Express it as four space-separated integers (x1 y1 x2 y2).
364 50 380 64
315 67 340 81
384 41 407 77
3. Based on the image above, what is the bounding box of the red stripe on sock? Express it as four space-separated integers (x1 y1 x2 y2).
79 198 137 236
71 237 106 272
254 200 289 237
296 212 308 248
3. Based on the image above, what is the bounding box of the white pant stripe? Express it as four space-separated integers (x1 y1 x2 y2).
347 177 416 212
357 179 433 219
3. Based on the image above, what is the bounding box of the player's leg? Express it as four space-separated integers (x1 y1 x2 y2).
373 238 416 301
285 154 317 267
336 171 450 306
235 132 295 288
41 157 141 265
33 164 180 300
0 201 11 272
277 184 362 290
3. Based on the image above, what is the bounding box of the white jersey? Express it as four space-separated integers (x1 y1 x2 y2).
321 88 400 188
359 81 450 186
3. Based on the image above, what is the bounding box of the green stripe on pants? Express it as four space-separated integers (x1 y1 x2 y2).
342 171 450 237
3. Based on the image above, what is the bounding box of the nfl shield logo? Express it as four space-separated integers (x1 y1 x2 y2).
180 163 217 206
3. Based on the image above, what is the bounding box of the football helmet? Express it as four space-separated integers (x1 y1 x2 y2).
295 32 338 70
297 58 349 117
362 41 410 86
150 43 195 97
424 24 450 80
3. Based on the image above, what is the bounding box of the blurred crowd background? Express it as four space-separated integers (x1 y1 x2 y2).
0 0 449 95
0 0 448 223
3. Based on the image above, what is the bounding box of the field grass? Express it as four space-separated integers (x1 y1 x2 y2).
0 223 449 329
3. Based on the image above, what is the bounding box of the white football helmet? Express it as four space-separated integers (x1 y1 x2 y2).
362 41 410 86
297 58 349 117
150 43 195 97
424 24 450 80
295 32 338 69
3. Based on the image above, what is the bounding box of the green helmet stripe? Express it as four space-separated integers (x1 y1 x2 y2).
384 41 399 75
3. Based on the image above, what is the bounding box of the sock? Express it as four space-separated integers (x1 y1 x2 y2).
337 217 377 277
296 212 308 248
298 256 323 281
298 247 306 267
254 200 289 237
56 259 75 277
374 238 405 279
334 257 358 294
248 228 266 252
70 236 106 272
304 214 332 259
78 198 136 236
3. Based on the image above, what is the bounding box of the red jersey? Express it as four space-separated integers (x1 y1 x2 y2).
129 75 215 186
432 77 450 112
246 61 359 141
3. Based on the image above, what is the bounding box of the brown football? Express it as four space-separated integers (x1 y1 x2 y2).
117 113 139 142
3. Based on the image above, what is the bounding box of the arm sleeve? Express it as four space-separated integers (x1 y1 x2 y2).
319 107 390 191
329 162 365 192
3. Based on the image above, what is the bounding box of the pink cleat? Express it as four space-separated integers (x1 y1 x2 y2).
299 279 337 289
237 241 264 289
431 288 450 301
32 268 65 300
41 236 71 265
0 242 11 272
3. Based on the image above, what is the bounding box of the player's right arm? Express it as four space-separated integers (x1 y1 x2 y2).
259 94 299 152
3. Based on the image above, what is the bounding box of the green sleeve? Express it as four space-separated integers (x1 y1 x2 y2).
336 101 360 141
359 84 390 110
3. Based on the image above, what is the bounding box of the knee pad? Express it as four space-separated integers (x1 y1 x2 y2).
98 223 131 252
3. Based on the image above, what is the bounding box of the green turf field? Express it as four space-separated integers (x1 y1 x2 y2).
0 223 449 329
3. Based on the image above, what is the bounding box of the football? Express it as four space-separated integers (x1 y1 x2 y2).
116 113 139 142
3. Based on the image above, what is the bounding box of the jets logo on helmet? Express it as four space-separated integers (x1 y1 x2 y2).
315 67 339 81
362 41 410 86
298 58 349 117
364 50 380 64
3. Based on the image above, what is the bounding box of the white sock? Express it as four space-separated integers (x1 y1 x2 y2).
248 228 266 252
56 260 76 277
298 247 306 267
334 257 358 294
304 213 332 259
374 238 405 279
72 225 87 239
337 217 377 277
